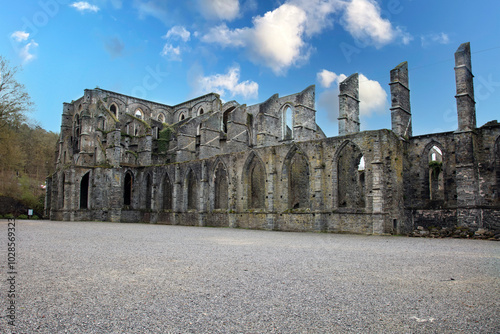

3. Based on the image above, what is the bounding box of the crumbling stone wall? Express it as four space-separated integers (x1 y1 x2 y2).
46 42 500 236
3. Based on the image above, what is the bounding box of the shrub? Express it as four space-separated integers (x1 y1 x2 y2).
18 214 28 219
5 213 15 219
32 215 39 220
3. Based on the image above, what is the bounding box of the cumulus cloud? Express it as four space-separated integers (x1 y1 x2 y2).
341 0 396 47
317 71 387 123
11 31 29 42
20 40 39 64
358 73 387 116
202 4 310 74
197 66 258 100
199 0 240 21
421 32 450 47
70 1 100 13
289 0 341 36
161 44 181 61
165 26 191 42
317 69 346 88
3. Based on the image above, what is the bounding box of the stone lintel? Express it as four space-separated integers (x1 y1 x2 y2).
390 106 411 115
338 93 360 102
388 80 410 91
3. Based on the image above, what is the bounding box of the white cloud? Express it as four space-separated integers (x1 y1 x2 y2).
342 0 395 47
11 31 29 42
289 0 342 36
202 4 310 74
421 32 450 47
317 69 346 88
197 66 258 100
165 26 191 42
201 24 249 47
199 0 240 21
20 40 39 64
358 73 387 117
71 1 100 13
161 44 181 61
317 71 387 123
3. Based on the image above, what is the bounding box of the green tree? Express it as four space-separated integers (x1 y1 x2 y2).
0 56 33 128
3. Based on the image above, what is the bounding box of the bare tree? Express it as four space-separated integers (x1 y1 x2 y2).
0 56 33 128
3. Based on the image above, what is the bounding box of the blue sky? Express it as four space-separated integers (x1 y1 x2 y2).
1 0 499 137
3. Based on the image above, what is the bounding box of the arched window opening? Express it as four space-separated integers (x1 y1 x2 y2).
187 170 198 210
110 104 117 117
283 106 293 140
158 113 165 123
289 153 309 209
199 108 204 115
145 174 153 210
124 172 133 207
248 156 265 209
214 163 229 210
135 109 143 119
73 115 81 152
179 113 185 121
163 174 173 210
337 142 365 208
134 124 139 136
223 107 235 133
80 172 90 209
428 145 444 201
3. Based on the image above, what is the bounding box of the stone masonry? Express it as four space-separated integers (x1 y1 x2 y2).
46 42 500 235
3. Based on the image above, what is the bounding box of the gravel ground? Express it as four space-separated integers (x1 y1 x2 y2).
0 220 498 333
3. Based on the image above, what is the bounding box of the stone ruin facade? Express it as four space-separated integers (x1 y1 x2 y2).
46 43 500 235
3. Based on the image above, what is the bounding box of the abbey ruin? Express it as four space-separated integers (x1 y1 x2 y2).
45 42 500 235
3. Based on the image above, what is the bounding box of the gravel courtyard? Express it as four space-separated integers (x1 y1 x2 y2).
0 220 498 333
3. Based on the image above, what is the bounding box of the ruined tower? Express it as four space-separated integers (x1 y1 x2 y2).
390 61 412 138
338 73 360 136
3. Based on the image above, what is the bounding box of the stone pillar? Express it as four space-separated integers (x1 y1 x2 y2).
173 165 181 213
390 61 412 138
109 168 122 222
199 161 208 227
266 148 277 230
455 42 476 131
338 73 360 136
453 42 480 227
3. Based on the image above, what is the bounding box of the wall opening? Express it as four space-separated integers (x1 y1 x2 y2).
73 115 80 153
124 172 133 207
135 109 143 119
214 163 229 210
428 145 444 201
248 156 265 209
337 142 365 208
80 172 90 209
187 170 198 210
145 173 152 210
158 113 165 123
199 108 204 115
60 173 65 209
110 104 117 117
289 153 309 209
163 174 172 210
223 107 235 133
283 106 293 140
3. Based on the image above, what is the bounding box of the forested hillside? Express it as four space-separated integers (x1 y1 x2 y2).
0 56 59 217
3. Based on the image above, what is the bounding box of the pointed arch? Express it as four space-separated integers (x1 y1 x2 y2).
423 141 445 201
145 172 153 210
222 106 236 133
282 104 294 140
213 160 229 210
243 152 266 209
282 146 310 209
80 172 90 209
336 140 365 208
124 171 133 207
185 169 198 211
163 172 173 210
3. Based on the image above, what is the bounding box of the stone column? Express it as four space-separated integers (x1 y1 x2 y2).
455 42 476 131
390 61 412 138
338 73 360 136
453 42 480 227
